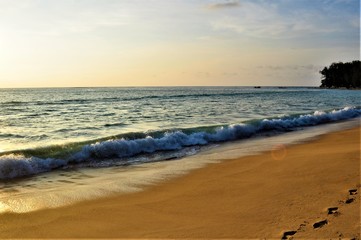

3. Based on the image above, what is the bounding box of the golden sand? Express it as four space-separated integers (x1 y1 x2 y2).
1 127 360 239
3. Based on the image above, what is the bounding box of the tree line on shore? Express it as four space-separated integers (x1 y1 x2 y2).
320 61 360 89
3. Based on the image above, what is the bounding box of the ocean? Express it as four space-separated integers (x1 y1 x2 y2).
0 87 360 212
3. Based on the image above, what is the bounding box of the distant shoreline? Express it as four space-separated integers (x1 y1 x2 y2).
319 87 361 90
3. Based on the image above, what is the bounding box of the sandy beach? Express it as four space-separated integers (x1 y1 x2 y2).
1 127 360 239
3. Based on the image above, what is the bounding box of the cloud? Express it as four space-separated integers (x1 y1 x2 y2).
210 1 349 39
323 0 356 4
0 1 132 37
259 65 322 72
207 0 240 10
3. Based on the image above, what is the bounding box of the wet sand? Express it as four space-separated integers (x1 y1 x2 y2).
0 127 360 239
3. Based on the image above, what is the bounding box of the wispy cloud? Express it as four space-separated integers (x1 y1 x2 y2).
207 0 240 10
323 0 356 4
259 64 322 71
0 1 132 37
210 0 353 39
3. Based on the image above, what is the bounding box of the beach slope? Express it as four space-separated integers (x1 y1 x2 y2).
1 127 360 239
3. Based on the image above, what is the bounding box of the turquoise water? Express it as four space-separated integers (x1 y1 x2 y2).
0 87 360 179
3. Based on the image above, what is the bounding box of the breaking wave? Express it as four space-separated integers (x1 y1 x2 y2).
1 106 360 180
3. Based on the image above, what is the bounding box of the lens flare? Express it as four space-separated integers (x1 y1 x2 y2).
271 144 287 160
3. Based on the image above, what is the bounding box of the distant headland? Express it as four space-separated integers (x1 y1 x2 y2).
320 61 360 89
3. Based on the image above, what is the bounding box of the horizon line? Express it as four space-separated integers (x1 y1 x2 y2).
0 85 320 89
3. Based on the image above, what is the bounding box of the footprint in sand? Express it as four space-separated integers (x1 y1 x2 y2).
281 187 358 236
338 189 358 204
327 207 339 215
345 198 354 204
281 230 297 240
349 189 357 195
313 219 328 229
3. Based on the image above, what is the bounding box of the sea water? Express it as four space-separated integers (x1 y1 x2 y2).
0 87 360 212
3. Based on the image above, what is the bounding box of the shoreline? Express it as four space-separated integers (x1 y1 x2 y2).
1 127 360 239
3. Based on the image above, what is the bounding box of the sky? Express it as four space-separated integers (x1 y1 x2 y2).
0 0 359 87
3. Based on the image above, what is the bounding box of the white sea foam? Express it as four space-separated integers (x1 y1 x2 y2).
0 107 360 180
73 106 360 161
0 154 66 179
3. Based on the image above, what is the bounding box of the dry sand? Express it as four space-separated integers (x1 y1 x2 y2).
0 127 360 239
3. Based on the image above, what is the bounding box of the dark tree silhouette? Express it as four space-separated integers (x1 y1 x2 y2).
320 61 360 89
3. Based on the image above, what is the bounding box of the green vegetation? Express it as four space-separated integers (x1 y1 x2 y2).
320 61 360 89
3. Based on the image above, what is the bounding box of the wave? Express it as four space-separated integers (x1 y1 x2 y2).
0 133 25 138
0 106 360 180
0 154 66 179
